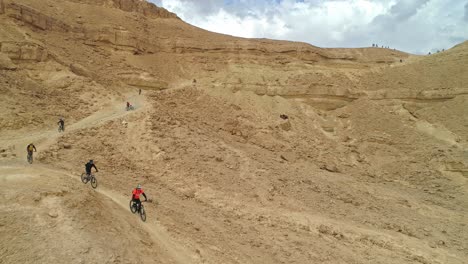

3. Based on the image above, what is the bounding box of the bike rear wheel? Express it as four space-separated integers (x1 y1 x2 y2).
81 173 88 183
139 205 146 222
90 176 97 188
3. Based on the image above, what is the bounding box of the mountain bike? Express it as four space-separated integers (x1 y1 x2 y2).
81 172 98 189
126 105 135 111
27 152 33 164
58 124 64 132
129 199 147 222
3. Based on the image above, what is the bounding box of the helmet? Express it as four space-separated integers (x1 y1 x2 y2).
137 184 142 189
89 160 94 164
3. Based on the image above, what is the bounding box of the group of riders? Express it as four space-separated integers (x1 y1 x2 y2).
26 111 148 214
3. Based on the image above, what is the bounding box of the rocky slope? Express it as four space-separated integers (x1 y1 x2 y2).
1 0 467 263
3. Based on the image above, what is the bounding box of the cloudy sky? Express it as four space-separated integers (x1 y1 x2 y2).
149 0 468 54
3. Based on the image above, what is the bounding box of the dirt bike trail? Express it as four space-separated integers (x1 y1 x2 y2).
0 94 146 162
0 93 198 263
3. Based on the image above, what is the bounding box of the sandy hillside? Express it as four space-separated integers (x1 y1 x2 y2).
1 0 467 263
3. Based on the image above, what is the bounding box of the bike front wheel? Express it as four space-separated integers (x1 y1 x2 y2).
139 205 146 222
90 176 97 189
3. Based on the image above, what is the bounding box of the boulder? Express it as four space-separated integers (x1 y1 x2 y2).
120 72 168 90
20 44 48 61
320 162 340 173
279 120 292 131
70 63 93 78
0 43 21 60
0 42 47 61
48 210 59 218
0 53 17 70
63 143 72 149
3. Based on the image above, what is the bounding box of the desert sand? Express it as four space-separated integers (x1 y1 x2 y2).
1 0 467 263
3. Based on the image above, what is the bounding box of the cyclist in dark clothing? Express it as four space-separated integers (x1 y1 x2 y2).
85 160 98 177
26 143 37 163
58 118 65 132
27 143 37 154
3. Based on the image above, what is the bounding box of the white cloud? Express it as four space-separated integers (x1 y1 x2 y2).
150 0 468 54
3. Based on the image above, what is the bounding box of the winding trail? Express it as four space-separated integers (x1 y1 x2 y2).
1 94 149 158
0 93 196 264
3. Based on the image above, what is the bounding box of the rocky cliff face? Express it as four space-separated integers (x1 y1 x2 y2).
1 0 176 30
0 42 48 61
111 0 179 18
67 0 179 18
0 0 409 94
1 0 463 102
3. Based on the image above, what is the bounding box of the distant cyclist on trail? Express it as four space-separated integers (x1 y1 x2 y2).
27 143 37 156
126 102 134 111
58 118 65 132
132 184 147 213
26 143 37 163
27 143 37 153
85 160 98 177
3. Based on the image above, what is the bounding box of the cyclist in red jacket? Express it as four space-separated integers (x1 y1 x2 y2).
132 184 147 212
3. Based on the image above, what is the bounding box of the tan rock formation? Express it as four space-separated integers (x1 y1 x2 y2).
0 1 467 264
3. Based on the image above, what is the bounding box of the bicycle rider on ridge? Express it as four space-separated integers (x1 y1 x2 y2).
85 159 98 179
132 184 147 213
58 118 65 131
26 143 37 161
